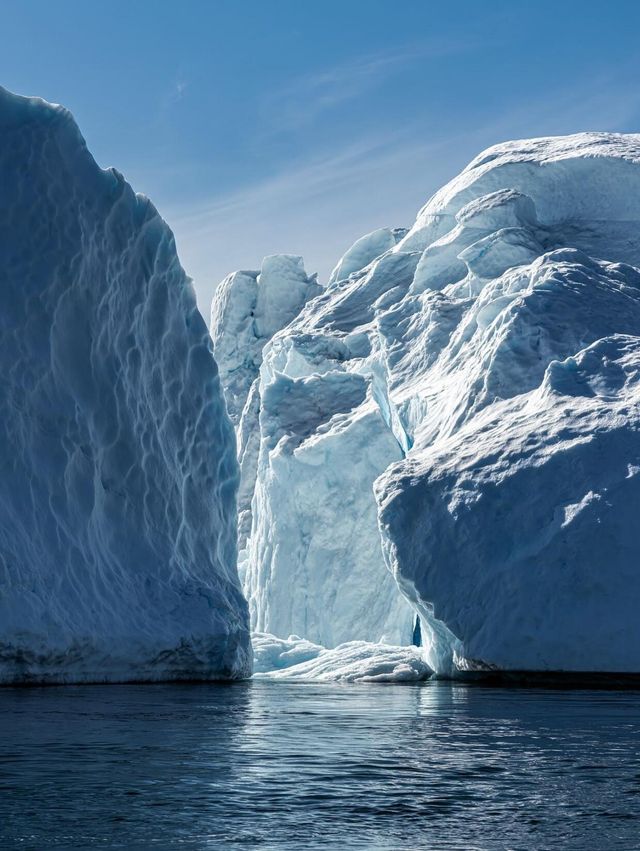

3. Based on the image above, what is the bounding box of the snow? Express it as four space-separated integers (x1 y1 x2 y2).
0 88 250 684
253 633 431 683
216 131 640 677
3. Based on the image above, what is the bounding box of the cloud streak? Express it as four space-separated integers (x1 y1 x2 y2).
165 129 455 312
162 67 640 315
260 38 476 132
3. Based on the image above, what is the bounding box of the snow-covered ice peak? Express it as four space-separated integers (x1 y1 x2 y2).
0 87 250 684
218 131 640 678
402 132 640 273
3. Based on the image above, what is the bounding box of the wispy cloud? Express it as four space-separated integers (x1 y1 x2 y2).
261 39 475 131
164 129 452 311
172 130 419 231
174 80 188 100
470 73 640 144
161 66 640 315
160 77 188 113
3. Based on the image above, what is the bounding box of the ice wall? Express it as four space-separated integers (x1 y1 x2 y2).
210 255 321 550
227 242 420 648
0 88 250 684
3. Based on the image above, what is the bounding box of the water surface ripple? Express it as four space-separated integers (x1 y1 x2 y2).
1 680 639 849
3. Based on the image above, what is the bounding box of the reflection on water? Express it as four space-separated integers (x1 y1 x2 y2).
1 680 639 849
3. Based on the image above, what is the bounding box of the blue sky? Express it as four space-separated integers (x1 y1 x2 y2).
3 0 640 313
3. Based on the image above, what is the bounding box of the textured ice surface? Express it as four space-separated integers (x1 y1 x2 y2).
378 333 640 674
252 632 325 672
210 255 320 550
219 131 640 676
211 251 415 647
328 227 407 284
0 88 250 684
253 633 431 682
210 255 321 426
374 133 640 674
241 260 418 647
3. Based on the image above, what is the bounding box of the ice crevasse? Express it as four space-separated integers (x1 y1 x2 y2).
0 88 250 683
213 132 640 677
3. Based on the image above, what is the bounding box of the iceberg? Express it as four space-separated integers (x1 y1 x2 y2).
0 88 250 684
378 332 640 675
215 131 640 678
373 134 640 675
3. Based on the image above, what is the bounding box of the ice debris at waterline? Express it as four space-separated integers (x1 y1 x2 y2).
252 634 432 682
0 88 250 684
213 133 640 677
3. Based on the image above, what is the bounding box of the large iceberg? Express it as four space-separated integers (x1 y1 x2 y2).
374 134 640 675
216 132 640 677
0 88 250 683
377 332 640 675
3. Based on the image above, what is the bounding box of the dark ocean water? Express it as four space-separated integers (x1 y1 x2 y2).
1 679 639 850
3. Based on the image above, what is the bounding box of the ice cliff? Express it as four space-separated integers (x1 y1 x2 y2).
214 132 640 677
210 255 321 551
211 250 416 649
0 88 250 683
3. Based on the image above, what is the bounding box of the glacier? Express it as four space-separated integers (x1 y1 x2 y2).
213 132 640 678
0 88 250 684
